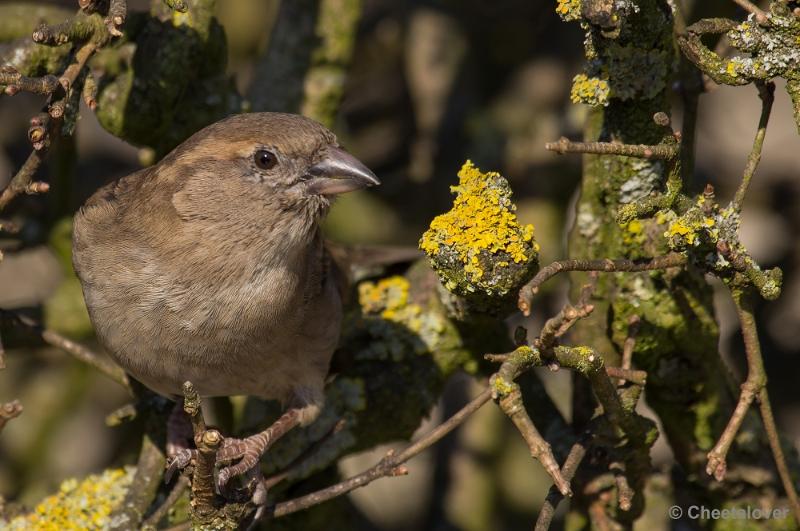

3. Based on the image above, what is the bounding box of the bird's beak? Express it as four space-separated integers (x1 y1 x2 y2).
306 147 380 195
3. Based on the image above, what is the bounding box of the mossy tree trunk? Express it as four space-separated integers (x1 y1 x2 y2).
563 0 791 525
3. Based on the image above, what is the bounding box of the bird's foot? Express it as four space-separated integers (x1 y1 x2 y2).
164 400 195 482
166 398 194 458
165 448 197 483
215 408 301 489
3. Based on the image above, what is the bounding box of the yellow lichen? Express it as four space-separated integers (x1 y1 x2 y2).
622 219 646 246
358 275 409 318
555 0 581 21
2 468 134 530
357 276 448 353
419 161 538 299
664 196 719 249
570 73 611 106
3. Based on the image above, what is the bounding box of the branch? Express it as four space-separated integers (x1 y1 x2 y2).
0 41 98 213
1 311 130 391
534 436 590 531
32 13 107 46
268 388 493 518
142 474 190 529
0 68 59 95
730 0 769 25
707 290 800 522
732 82 774 211
518 254 688 315
492 350 572 495
545 136 679 160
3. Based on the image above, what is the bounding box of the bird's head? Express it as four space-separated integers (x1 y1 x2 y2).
165 112 379 231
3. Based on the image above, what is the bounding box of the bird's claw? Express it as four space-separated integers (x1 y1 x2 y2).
165 448 196 483
215 436 262 489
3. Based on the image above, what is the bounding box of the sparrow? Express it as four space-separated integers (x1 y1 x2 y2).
71 112 380 485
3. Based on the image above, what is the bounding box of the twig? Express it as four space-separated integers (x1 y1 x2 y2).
709 291 800 522
498 387 571 495
545 136 679 160
182 381 206 436
32 14 106 46
0 41 98 213
610 462 633 511
1 311 130 390
491 348 572 495
106 0 126 37
518 254 687 315
605 367 647 386
192 430 222 521
730 0 769 24
268 388 493 518
732 82 774 211
534 436 590 531
0 400 22 433
617 315 641 385
142 474 190 529
537 300 596 352
0 151 47 212
0 68 59 95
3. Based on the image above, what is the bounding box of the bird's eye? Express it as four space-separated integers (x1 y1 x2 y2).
254 150 277 170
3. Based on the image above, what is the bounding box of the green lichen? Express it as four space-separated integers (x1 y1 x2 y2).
420 161 539 307
1 468 135 530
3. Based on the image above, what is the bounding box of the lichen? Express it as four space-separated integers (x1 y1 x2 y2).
659 195 782 300
570 72 611 106
555 0 582 22
2 468 135 530
420 161 539 304
357 276 447 359
619 160 664 204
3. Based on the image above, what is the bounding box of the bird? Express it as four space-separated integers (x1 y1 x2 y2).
71 112 380 486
